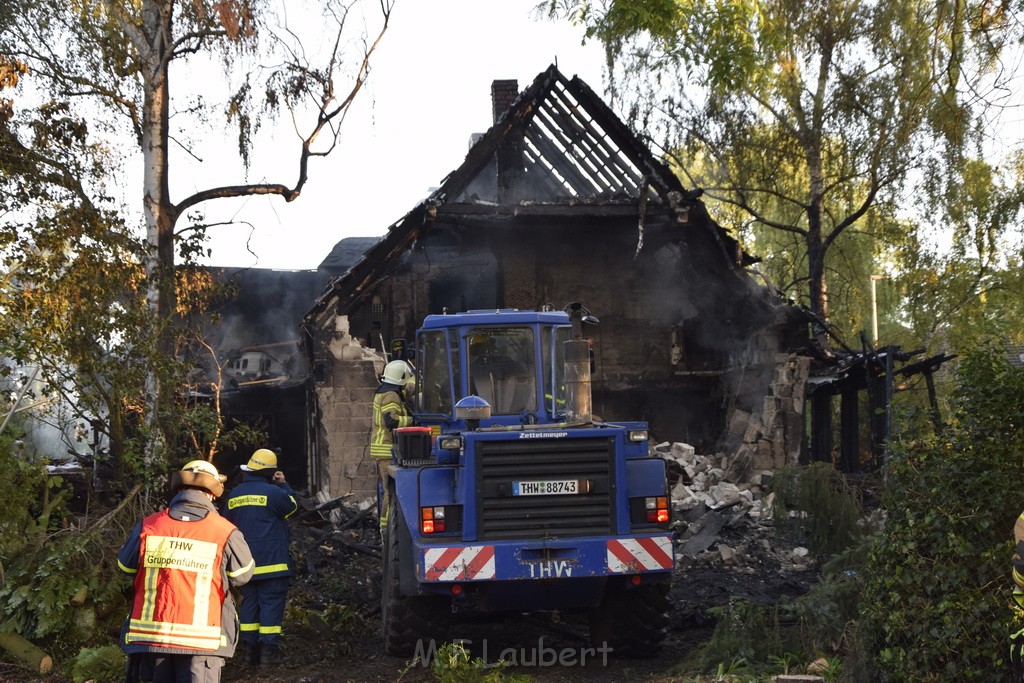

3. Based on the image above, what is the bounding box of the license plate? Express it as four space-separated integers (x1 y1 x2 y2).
512 479 578 496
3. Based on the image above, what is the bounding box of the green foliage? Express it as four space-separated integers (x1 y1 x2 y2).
678 540 873 680
860 345 1024 678
699 598 780 673
0 491 132 647
0 438 135 649
71 645 125 683
1 530 125 641
769 463 864 559
0 428 48 558
550 0 1024 339
428 641 530 683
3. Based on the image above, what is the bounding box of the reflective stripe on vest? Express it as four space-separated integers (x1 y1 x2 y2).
126 511 233 651
371 391 412 459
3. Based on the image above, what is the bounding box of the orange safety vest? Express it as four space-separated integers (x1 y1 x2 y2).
125 510 236 651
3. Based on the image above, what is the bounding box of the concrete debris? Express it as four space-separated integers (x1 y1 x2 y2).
656 440 817 575
677 511 727 557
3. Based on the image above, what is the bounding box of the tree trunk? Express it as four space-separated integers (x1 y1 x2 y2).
0 633 53 674
141 0 176 324
807 224 828 321
139 0 178 452
805 45 831 324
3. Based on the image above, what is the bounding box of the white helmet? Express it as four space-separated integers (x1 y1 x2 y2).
171 459 226 498
382 360 414 385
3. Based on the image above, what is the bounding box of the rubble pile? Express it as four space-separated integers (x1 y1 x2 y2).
655 441 814 574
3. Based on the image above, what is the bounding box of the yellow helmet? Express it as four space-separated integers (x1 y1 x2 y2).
171 459 226 498
242 448 278 472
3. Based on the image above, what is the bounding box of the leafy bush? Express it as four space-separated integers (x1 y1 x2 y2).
769 462 864 558
860 345 1024 679
698 598 782 672
71 645 125 683
428 641 529 683
0 437 136 651
0 429 48 558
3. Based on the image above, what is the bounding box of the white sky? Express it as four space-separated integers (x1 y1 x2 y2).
195 1 607 271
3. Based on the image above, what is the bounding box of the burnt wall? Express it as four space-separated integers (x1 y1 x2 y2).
216 383 308 490
308 315 383 501
326 216 785 449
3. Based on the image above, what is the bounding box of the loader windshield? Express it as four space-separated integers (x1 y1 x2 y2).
467 327 536 414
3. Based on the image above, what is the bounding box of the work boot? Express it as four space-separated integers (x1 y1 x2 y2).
242 643 260 666
259 643 288 667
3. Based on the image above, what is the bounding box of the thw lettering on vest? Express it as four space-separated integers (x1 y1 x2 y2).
228 494 268 509
144 535 218 573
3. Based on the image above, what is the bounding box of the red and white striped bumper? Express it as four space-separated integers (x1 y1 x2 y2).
423 545 496 581
606 536 674 573
419 535 674 582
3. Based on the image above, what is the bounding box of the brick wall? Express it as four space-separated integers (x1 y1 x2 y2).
491 80 519 123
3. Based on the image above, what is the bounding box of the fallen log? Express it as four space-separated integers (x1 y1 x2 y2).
0 632 52 674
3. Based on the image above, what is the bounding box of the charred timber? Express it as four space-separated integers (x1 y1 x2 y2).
436 203 673 218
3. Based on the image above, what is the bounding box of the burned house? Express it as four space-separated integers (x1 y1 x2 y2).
189 267 334 487
301 65 810 501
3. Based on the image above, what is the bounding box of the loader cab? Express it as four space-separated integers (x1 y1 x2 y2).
412 309 573 428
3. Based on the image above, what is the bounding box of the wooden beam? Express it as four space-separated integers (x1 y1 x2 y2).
810 392 833 464
840 387 859 473
435 202 671 218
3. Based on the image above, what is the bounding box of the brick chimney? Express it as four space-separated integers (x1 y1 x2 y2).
491 79 519 123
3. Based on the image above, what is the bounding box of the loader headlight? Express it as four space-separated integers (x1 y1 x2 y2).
438 435 462 451
628 429 648 443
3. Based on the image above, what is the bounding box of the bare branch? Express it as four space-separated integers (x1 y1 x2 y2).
174 0 393 216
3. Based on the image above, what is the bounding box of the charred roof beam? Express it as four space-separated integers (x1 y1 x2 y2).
529 108 630 196
544 83 645 190
523 126 603 197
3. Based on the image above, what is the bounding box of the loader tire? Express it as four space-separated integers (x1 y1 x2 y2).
381 492 450 657
588 581 670 658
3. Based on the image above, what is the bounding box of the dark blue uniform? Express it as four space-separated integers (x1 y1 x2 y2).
223 474 298 652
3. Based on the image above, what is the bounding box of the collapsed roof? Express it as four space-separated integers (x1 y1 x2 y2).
306 64 755 322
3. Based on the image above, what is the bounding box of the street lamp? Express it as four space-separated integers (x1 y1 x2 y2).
870 275 886 345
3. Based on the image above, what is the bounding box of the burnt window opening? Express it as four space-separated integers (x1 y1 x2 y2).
347 294 390 351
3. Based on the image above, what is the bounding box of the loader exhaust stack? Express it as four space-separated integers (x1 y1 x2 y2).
564 303 595 424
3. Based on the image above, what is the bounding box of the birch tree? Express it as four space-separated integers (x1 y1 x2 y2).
1 0 392 454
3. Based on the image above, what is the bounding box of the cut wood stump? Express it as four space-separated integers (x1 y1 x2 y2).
0 632 53 674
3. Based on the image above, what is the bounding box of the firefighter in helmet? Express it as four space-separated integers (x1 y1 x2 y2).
223 448 299 667
118 460 255 683
371 359 416 530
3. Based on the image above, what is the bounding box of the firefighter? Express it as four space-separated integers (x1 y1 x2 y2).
1011 510 1024 680
223 448 298 667
371 359 416 530
117 460 254 683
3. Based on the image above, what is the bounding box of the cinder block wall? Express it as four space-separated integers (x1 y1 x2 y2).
312 325 384 502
